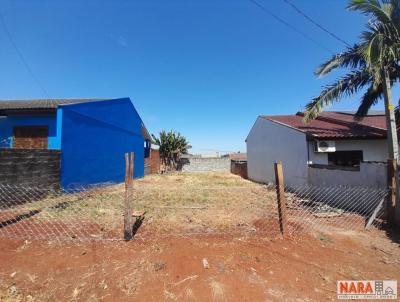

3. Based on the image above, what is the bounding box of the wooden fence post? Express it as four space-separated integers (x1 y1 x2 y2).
274 161 288 236
124 152 134 240
130 152 134 180
387 159 397 224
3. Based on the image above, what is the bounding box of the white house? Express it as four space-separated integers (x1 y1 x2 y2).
246 111 389 188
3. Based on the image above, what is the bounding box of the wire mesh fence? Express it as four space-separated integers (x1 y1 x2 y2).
284 184 388 234
0 174 389 242
0 183 125 241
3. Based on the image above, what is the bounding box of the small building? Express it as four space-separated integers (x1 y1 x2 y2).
0 98 151 188
246 111 388 188
229 153 248 179
144 148 161 175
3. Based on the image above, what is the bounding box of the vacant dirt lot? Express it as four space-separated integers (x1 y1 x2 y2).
0 173 279 240
0 172 399 301
0 229 399 301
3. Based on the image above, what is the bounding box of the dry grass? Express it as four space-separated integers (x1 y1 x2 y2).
1 172 278 239
130 172 277 234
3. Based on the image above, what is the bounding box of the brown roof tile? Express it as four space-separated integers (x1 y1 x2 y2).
262 112 387 139
229 153 247 161
0 98 108 110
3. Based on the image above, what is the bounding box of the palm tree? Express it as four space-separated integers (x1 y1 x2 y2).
151 130 191 170
304 0 400 162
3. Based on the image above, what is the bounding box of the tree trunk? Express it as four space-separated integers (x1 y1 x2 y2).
382 68 399 162
382 67 399 225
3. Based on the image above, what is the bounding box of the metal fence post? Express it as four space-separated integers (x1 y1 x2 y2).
274 161 288 236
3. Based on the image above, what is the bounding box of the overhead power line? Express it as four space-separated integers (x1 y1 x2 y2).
0 11 49 98
282 0 351 48
247 0 334 54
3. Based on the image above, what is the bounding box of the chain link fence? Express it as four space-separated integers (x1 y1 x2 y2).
284 184 388 234
0 184 125 241
0 174 388 242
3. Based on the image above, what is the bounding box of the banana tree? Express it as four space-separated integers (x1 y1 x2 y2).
151 130 191 170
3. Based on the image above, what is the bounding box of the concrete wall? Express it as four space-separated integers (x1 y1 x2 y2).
308 162 387 189
0 148 60 187
0 114 61 149
246 117 308 186
60 98 145 188
180 157 230 172
304 162 387 212
308 139 388 164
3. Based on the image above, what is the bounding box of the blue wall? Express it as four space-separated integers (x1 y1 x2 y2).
60 98 145 188
0 114 61 149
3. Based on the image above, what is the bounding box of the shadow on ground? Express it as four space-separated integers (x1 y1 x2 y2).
383 223 400 244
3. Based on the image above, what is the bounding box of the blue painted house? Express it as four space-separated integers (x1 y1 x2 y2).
0 98 151 188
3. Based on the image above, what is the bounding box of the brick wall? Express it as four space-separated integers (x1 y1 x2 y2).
0 148 61 187
144 148 161 175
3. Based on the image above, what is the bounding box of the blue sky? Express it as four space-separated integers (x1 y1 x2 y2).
0 0 392 153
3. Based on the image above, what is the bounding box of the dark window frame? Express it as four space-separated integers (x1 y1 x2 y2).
13 125 49 150
327 150 363 168
144 140 151 159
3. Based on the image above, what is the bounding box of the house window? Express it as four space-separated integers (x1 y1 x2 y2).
13 126 48 149
327 150 363 167
144 140 151 158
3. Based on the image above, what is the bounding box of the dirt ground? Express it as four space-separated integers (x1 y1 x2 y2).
0 173 399 301
0 227 399 302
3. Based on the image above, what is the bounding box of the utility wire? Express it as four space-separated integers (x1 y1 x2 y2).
282 0 351 48
0 11 49 98
247 0 334 54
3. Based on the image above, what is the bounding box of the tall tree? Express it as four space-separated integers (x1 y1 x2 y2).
304 0 400 162
151 130 191 170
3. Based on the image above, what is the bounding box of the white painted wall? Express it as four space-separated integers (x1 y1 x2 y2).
246 117 308 186
308 139 388 164
247 116 389 188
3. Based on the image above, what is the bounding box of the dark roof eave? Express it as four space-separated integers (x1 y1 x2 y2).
306 134 387 141
0 108 57 116
141 123 151 141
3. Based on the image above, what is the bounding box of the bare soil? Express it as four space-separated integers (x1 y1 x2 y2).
0 228 399 302
0 173 399 301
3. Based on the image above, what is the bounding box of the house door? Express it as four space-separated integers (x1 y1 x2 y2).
13 126 49 149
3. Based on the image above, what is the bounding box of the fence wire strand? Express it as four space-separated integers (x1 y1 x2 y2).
0 181 388 242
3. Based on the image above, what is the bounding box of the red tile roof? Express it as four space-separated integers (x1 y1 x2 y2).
262 111 387 139
318 111 387 130
229 153 247 161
